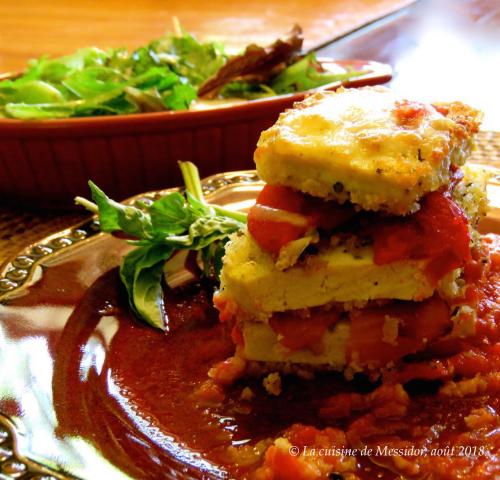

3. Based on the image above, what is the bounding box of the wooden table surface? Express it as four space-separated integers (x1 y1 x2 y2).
0 0 413 72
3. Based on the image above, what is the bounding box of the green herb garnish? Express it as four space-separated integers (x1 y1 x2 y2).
75 162 246 330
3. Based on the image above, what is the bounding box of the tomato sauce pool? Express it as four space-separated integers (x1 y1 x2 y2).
0 237 499 480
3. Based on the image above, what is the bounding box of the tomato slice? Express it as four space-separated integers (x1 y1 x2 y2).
269 309 339 351
248 185 355 255
262 444 317 480
247 209 308 255
253 185 306 213
247 185 310 255
348 296 450 367
373 191 471 283
392 99 429 128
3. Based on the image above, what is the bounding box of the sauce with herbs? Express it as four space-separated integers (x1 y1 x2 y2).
0 235 498 479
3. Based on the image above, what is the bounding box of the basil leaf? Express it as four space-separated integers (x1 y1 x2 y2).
149 192 195 234
201 240 228 281
162 216 242 249
89 181 153 239
120 244 174 330
185 191 211 217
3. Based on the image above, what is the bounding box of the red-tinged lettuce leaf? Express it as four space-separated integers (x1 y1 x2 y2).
197 24 303 98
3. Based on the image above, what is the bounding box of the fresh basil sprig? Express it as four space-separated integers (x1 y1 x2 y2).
75 161 246 330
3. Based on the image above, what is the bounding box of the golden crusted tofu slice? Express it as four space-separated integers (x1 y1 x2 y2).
255 86 482 215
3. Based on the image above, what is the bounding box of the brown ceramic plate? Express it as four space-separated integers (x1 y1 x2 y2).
0 59 391 210
0 167 498 480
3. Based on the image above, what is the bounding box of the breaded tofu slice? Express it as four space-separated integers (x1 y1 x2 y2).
220 231 434 320
255 87 482 215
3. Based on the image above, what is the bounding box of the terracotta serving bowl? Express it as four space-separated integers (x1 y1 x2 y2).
0 59 391 209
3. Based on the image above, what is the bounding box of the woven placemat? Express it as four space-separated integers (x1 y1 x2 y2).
1 130 499 265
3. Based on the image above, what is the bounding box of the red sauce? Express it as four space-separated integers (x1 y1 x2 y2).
2 236 498 479
392 99 429 128
0 237 500 480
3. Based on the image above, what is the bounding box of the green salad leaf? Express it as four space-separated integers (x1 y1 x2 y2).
0 25 367 119
165 34 226 84
271 53 365 94
4 103 75 120
0 31 227 119
75 161 246 330
163 83 197 110
219 81 277 100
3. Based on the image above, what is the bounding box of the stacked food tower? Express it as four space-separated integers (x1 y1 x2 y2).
215 86 488 380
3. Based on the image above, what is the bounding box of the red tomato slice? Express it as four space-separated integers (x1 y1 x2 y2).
392 99 429 128
248 185 355 255
247 185 310 255
247 208 308 255
253 185 306 212
348 297 450 367
263 444 317 480
373 192 471 283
